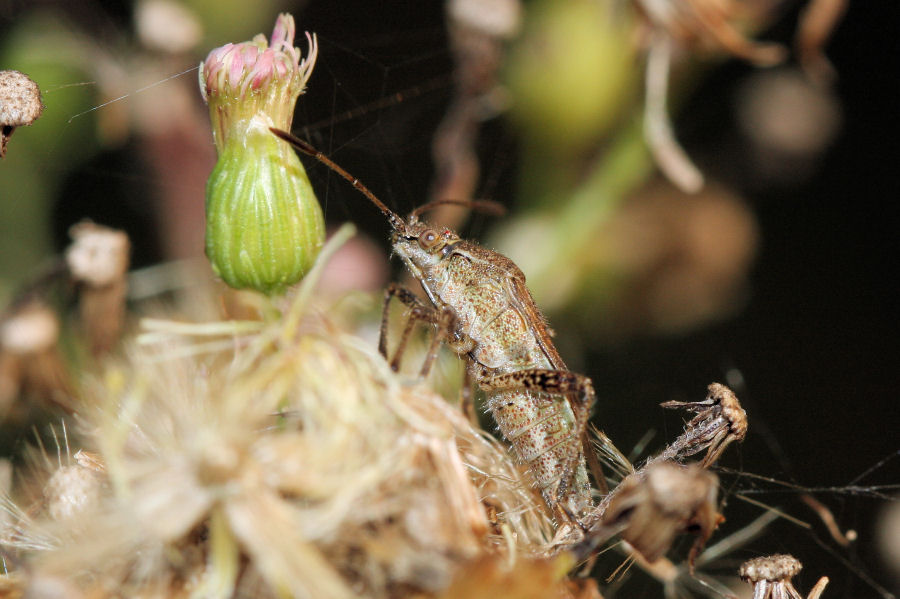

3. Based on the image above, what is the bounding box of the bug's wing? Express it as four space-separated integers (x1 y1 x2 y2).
504 274 567 371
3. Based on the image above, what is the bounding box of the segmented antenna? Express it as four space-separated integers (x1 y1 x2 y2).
269 127 405 231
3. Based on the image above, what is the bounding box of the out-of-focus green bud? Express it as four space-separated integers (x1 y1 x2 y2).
200 13 323 295
504 0 636 151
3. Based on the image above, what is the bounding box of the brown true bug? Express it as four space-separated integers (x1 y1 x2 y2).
271 127 599 524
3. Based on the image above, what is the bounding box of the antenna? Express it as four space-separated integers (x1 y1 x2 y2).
269 127 405 231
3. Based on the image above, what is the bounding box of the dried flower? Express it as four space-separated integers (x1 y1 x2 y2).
0 303 59 356
739 554 830 599
200 13 324 294
796 0 847 84
584 461 721 568
42 451 107 522
0 229 558 598
658 382 747 467
634 0 786 66
0 303 74 418
65 221 131 355
634 0 786 193
65 222 130 288
0 69 43 158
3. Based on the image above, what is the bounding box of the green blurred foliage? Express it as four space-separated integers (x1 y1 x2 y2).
497 0 657 326
183 0 280 48
504 0 639 207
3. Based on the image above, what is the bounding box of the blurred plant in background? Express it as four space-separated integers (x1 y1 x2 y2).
0 0 845 335
2 0 894 597
491 0 841 341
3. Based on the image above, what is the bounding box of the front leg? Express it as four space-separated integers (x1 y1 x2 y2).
380 283 472 378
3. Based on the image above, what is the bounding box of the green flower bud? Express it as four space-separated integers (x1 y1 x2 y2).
200 14 323 295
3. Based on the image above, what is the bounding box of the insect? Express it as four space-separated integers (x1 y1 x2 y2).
271 127 598 524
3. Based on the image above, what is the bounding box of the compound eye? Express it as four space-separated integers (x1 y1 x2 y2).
417 229 440 250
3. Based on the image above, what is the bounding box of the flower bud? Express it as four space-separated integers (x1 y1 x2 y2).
200 14 323 294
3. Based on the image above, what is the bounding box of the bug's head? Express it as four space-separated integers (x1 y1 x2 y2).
390 219 460 272
388 197 505 271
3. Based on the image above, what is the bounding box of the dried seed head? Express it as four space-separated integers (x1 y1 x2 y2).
739 554 829 599
635 0 786 66
0 303 73 414
659 383 747 467
740 554 803 583
65 222 130 354
65 221 130 287
0 70 43 125
0 70 43 158
0 303 59 355
43 451 107 521
598 461 721 565
0 241 553 597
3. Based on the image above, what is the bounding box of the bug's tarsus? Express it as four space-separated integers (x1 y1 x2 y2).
380 283 435 372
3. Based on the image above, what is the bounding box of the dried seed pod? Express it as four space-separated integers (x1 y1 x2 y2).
0 70 43 158
589 462 721 567
796 0 848 84
0 302 59 355
633 0 787 193
43 451 107 522
634 0 786 67
0 302 74 416
659 382 747 467
65 221 130 288
65 221 130 355
739 554 829 599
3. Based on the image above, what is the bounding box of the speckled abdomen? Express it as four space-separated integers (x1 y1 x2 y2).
487 388 592 518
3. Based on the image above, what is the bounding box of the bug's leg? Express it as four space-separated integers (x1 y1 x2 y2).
380 283 439 372
417 306 461 378
419 306 477 382
558 375 595 510
380 283 472 379
480 369 595 513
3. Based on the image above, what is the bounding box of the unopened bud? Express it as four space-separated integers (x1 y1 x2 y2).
200 14 324 294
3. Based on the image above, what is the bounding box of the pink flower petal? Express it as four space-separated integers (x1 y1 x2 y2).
271 13 296 52
249 51 275 89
